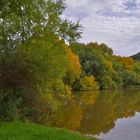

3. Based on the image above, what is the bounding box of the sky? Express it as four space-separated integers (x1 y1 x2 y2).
64 0 140 56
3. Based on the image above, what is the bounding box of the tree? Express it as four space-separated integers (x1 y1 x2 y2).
64 47 81 85
71 42 117 89
120 57 134 71
101 76 117 89
0 34 71 121
0 0 82 54
0 0 82 122
80 76 99 91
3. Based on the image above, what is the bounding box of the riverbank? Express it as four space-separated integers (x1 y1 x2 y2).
0 122 96 140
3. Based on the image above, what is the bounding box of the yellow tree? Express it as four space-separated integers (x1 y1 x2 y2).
80 75 99 91
120 57 134 71
64 47 81 85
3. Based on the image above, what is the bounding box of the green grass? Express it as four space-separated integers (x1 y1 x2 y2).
0 122 96 140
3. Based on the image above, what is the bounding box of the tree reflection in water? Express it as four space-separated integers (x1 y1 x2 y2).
47 88 140 136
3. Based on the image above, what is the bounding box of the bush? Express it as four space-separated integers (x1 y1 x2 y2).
80 76 99 91
101 76 117 89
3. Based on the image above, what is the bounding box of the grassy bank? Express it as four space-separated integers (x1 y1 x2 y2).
0 122 96 140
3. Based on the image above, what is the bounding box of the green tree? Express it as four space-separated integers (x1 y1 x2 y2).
0 0 82 53
0 34 71 121
0 0 82 122
101 76 117 89
71 42 117 89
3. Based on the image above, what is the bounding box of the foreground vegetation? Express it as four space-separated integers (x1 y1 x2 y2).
0 122 95 140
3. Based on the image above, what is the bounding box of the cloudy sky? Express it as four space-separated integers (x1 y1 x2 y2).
64 0 140 56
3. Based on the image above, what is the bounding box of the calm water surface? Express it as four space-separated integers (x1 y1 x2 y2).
48 88 140 140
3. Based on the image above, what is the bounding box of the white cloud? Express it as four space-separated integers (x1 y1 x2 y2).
66 0 89 7
65 0 140 56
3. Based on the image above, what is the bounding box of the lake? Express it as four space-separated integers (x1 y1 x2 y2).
47 88 140 140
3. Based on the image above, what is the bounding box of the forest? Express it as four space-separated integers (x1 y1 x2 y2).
1 0 140 125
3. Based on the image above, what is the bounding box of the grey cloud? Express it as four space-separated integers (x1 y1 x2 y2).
65 0 140 56
64 7 90 19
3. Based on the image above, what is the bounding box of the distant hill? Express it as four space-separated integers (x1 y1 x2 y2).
131 53 140 61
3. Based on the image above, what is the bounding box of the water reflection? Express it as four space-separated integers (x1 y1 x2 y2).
47 88 140 136
97 113 140 140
